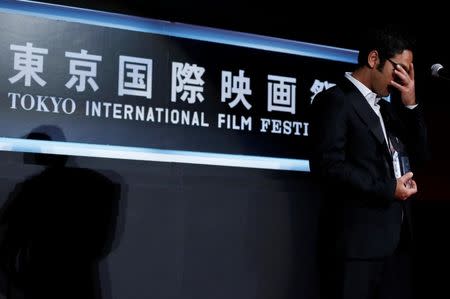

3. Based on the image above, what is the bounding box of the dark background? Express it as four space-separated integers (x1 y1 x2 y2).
29 1 450 195
29 1 450 193
1 1 449 298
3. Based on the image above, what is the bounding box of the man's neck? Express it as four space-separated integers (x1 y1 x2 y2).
351 67 372 90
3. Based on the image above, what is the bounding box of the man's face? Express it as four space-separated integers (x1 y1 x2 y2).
374 50 413 97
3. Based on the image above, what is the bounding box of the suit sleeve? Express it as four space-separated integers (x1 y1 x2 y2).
399 104 430 169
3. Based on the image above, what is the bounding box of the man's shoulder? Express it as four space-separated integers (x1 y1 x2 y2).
312 83 346 105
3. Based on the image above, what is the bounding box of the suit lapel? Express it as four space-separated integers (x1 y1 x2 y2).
351 96 386 145
340 80 386 146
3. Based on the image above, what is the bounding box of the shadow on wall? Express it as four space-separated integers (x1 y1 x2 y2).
0 125 123 299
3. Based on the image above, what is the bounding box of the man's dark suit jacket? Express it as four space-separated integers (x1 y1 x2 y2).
309 78 429 259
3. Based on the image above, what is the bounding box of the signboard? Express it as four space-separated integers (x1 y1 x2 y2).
0 0 357 171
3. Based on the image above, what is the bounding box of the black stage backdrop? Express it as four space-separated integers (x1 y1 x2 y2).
0 2 449 299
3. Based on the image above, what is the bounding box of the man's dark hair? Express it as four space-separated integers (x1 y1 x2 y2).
357 25 416 69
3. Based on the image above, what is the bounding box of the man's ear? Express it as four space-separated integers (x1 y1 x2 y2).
367 50 379 69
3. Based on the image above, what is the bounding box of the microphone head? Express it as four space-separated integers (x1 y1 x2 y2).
431 63 444 77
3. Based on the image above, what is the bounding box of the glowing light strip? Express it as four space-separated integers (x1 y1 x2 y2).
0 1 358 63
0 138 310 171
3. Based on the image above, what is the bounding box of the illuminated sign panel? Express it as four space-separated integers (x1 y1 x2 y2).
0 1 357 171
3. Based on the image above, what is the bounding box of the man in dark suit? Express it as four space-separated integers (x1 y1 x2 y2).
309 26 429 299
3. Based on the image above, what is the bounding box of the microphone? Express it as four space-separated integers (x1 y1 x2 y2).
431 63 450 80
